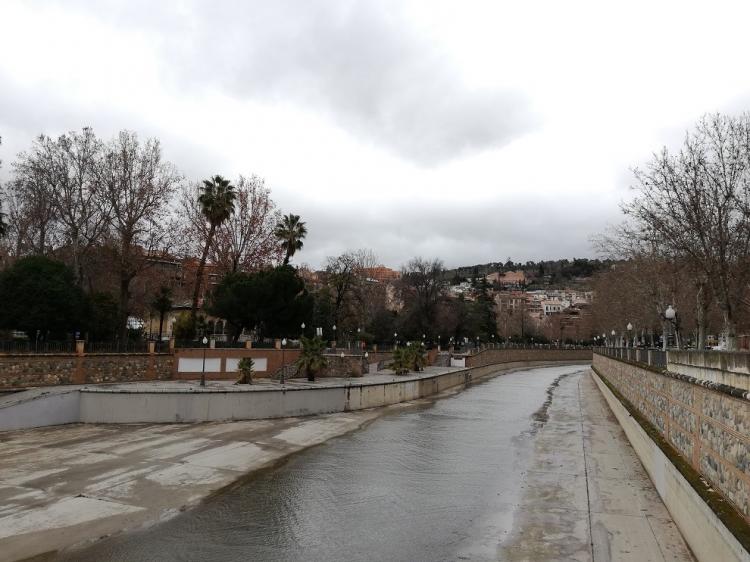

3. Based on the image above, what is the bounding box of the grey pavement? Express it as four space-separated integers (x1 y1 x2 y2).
499 370 695 562
0 408 391 562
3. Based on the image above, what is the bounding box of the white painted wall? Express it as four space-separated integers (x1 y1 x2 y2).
177 357 221 373
225 357 268 373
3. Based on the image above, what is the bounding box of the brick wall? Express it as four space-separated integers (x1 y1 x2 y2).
173 348 302 380
594 353 750 523
173 348 396 380
0 354 174 388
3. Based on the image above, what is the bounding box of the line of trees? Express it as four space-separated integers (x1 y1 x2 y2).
0 127 307 341
593 113 750 350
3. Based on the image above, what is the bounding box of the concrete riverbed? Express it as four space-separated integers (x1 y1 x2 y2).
1 365 695 561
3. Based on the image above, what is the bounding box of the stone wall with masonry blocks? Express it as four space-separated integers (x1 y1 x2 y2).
593 353 750 522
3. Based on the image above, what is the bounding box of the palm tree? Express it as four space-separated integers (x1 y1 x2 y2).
275 213 307 265
296 336 327 381
192 175 236 320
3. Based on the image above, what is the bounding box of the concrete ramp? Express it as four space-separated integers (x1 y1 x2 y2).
0 387 81 431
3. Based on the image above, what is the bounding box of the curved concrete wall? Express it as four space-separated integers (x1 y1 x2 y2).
78 360 589 424
0 359 591 430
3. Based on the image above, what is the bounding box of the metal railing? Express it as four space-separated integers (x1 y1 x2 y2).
86 341 152 354
594 346 666 369
0 339 171 355
0 340 76 354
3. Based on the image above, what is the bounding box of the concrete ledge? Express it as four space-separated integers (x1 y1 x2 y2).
591 369 750 562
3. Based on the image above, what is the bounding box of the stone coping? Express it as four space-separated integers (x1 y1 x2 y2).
593 351 750 401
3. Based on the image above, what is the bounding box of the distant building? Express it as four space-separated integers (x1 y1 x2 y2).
486 270 527 286
541 300 564 316
361 266 401 283
494 291 526 311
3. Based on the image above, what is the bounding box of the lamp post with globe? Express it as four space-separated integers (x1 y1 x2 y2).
663 305 677 351
200 336 209 387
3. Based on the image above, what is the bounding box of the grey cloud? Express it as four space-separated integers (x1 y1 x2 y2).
295 197 614 269
53 0 534 165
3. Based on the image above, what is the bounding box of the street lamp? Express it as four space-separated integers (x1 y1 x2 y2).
301 322 305 339
626 322 633 348
332 324 337 346
394 332 398 348
664 305 677 350
280 338 287 385
611 329 616 348
200 336 208 387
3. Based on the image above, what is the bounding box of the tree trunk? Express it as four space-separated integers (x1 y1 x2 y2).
158 311 164 341
695 282 707 350
119 275 130 344
192 223 216 319
723 308 737 351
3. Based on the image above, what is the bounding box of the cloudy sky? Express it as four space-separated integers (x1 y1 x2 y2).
2 0 749 269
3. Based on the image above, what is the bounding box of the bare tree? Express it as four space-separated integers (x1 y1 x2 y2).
623 113 750 350
8 153 59 256
321 249 383 336
211 175 283 273
324 251 361 331
97 131 181 340
400 257 446 337
11 128 108 284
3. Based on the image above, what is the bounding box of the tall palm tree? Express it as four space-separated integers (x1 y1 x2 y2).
192 175 236 320
275 213 307 265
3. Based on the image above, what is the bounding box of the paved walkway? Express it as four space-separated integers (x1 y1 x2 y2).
500 370 695 561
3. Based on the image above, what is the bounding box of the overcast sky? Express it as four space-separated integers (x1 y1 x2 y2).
2 0 750 269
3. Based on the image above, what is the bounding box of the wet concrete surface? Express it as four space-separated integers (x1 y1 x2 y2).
26 365 695 562
0 410 388 561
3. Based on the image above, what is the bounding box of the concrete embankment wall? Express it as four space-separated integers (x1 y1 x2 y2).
593 353 750 562
466 347 592 368
79 359 589 424
0 354 590 430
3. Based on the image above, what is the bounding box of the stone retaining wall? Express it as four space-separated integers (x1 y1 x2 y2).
466 348 592 368
594 353 750 523
0 354 174 388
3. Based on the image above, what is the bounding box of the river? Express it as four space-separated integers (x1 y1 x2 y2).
54 364 587 562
